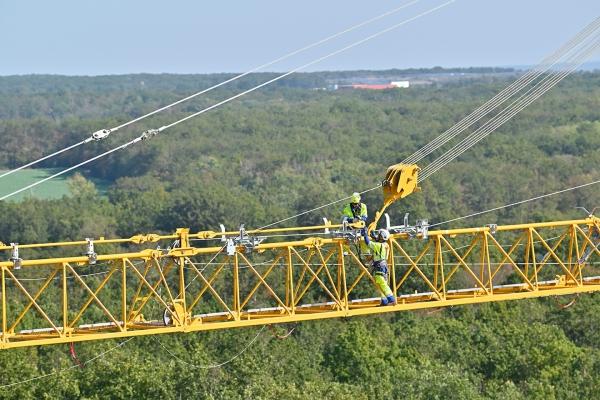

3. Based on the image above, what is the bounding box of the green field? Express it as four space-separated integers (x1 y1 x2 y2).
0 169 108 202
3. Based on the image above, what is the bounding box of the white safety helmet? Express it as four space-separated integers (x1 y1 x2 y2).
350 192 361 203
378 229 390 241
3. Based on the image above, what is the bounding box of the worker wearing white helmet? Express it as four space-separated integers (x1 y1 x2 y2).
341 192 367 225
363 228 396 306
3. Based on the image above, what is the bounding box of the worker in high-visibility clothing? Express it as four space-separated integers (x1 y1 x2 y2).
341 192 367 225
363 228 396 306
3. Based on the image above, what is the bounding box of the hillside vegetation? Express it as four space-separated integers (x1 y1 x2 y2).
0 70 598 399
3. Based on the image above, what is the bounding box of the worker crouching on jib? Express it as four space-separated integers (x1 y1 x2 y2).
341 192 367 225
362 228 397 306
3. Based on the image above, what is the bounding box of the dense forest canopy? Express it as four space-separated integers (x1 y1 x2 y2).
0 69 598 399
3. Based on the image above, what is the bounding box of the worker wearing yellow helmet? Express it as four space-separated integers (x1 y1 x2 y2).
363 228 396 306
341 192 367 225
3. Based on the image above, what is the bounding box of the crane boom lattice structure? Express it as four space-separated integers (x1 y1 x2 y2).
0 215 597 349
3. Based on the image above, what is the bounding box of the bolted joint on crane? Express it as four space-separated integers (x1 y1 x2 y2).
85 238 97 265
226 224 266 255
10 243 22 270
384 213 429 239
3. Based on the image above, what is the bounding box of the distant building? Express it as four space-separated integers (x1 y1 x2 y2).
349 84 395 90
391 80 410 88
338 80 410 90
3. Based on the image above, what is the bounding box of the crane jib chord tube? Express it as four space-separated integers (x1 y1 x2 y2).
0 216 597 349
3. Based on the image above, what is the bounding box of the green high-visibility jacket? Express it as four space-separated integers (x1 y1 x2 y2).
367 241 389 262
341 203 367 221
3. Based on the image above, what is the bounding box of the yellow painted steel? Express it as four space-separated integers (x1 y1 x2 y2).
0 214 597 349
370 163 420 231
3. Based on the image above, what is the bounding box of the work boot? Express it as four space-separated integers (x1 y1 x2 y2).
380 297 389 306
386 294 397 306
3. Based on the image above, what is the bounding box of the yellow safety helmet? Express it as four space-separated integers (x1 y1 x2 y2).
350 192 361 203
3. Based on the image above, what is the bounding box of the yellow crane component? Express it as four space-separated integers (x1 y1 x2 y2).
0 215 597 349
0 163 597 349
369 163 420 232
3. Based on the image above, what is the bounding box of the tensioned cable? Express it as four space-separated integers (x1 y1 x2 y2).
419 31 600 179
254 17 600 231
401 16 600 165
0 0 423 181
156 1 454 132
255 185 382 230
420 51 600 181
0 137 143 201
0 337 133 390
0 1 454 202
430 179 600 228
0 140 90 180
419 43 600 181
153 325 265 369
419 33 600 180
419 33 600 181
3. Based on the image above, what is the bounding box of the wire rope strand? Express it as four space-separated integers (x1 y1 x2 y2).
0 1 453 202
419 35 600 181
401 16 600 165
430 179 600 228
0 139 91 180
158 0 455 132
153 325 265 369
420 34 600 179
0 0 423 180
0 337 133 390
0 136 139 201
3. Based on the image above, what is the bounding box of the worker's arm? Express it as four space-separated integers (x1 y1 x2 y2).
362 228 371 246
359 204 368 221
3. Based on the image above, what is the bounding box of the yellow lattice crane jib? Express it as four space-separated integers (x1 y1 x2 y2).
368 163 421 232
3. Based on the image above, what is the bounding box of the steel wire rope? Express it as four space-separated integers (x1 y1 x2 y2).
252 18 600 231
0 0 424 181
0 337 133 390
255 185 382 231
0 140 91 180
152 325 266 369
157 1 455 131
0 1 454 203
0 3 456 385
429 179 600 228
3 184 596 389
419 32 600 180
419 36 600 179
419 34 600 181
401 16 600 165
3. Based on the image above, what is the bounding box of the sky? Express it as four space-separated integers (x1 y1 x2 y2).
1 0 599 76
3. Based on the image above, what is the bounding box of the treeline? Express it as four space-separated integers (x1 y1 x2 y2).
0 71 598 398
